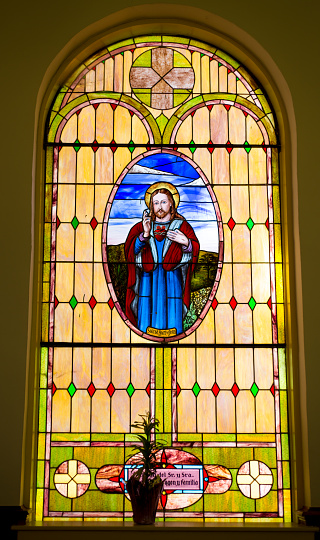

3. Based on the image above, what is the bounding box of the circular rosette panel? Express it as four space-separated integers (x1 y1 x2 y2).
237 460 273 499
103 150 223 343
95 465 123 493
120 448 231 511
54 460 90 499
130 47 195 110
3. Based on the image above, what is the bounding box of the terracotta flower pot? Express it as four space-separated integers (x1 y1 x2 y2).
126 477 163 525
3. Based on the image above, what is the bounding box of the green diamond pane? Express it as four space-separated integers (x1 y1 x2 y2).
69 295 78 310
156 113 169 135
71 216 79 229
126 382 135 397
246 218 254 230
73 139 81 152
128 140 135 153
251 382 259 397
244 141 251 153
189 140 196 154
192 382 201 397
248 297 256 310
68 382 77 397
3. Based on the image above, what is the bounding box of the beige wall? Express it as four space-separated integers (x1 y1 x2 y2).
1 0 319 511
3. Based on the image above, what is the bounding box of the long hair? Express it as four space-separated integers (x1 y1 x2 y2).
149 188 184 221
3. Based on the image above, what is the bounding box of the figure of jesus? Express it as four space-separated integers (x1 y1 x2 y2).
124 182 199 336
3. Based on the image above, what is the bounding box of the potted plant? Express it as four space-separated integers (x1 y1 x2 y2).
126 412 165 525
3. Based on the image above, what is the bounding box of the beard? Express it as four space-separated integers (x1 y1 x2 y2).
154 208 170 219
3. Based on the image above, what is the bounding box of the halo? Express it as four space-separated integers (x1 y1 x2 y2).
145 182 180 209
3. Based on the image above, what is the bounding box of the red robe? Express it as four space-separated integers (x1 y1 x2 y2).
124 219 200 328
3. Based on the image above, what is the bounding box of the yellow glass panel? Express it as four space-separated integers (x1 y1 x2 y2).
215 263 232 302
193 107 209 144
76 185 94 223
92 348 111 388
96 103 113 143
131 390 150 428
232 225 250 263
56 224 75 261
247 114 263 145
114 54 123 93
251 225 269 263
114 147 131 182
53 348 72 388
223 225 232 263
92 391 110 432
75 224 93 261
96 147 113 184
85 70 95 93
216 348 234 389
194 147 211 180
231 186 249 222
131 348 149 388
274 224 282 263
219 65 228 92
234 305 253 344
249 186 268 223
123 50 132 93
75 263 93 303
73 304 92 342
201 55 210 93
132 115 149 144
233 264 251 303
197 391 216 433
73 348 91 388
229 107 245 144
212 148 229 184
277 304 285 343
52 390 71 432
196 308 215 344
57 185 75 222
177 47 192 61
252 263 270 302
249 148 267 184
72 390 91 432
215 304 233 343
210 60 219 92
55 263 74 301
58 147 76 184
93 263 109 302
197 348 215 389
213 186 230 222
177 348 195 388
77 147 94 184
254 348 273 389
236 391 255 433
276 263 284 303
54 304 72 342
78 106 95 143
180 332 195 345
114 107 131 144
256 391 275 432
112 348 130 387
217 391 235 432
178 390 196 432
93 304 111 342
237 79 247 95
235 348 253 389
104 58 114 90
192 52 201 94
61 114 77 143
228 72 237 93
96 62 104 91
94 224 102 263
230 149 248 184
253 304 272 344
95 185 112 221
112 308 130 342
210 106 228 144
176 115 192 144
111 390 130 432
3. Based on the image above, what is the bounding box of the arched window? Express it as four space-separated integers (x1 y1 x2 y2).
35 34 291 522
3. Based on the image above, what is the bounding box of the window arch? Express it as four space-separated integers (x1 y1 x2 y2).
33 31 295 523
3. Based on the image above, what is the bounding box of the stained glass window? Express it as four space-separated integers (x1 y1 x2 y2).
36 35 290 523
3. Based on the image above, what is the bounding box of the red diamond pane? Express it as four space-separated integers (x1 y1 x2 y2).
90 217 98 230
226 140 233 153
56 217 61 228
231 383 239 397
176 383 181 397
212 298 218 310
228 217 236 231
145 382 150 396
212 382 220 397
265 218 269 229
110 140 117 153
270 384 275 396
207 140 214 154
87 382 96 397
224 104 231 111
54 296 59 308
89 295 97 309
267 297 272 309
108 297 115 310
92 140 99 152
229 296 237 310
107 382 115 397
52 382 56 395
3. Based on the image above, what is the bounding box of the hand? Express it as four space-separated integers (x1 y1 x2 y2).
142 209 151 238
167 229 189 247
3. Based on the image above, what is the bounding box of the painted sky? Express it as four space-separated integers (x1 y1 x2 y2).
107 153 219 253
